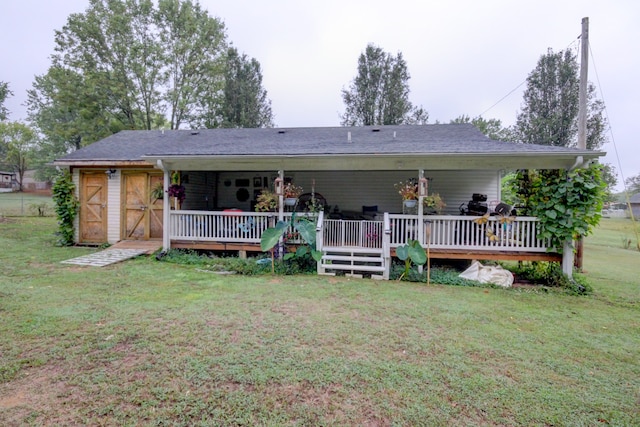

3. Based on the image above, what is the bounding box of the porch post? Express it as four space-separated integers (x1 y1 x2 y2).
417 170 426 274
277 169 284 223
157 160 171 251
562 240 573 278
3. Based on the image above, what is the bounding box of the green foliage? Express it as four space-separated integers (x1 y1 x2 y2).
28 202 52 217
219 47 274 128
507 261 593 295
395 239 427 280
625 173 640 195
254 190 278 212
450 115 516 142
341 43 419 126
260 214 322 273
519 164 606 251
0 121 38 191
515 48 607 150
0 80 12 121
51 170 79 246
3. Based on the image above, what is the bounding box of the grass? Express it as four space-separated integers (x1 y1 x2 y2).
0 192 53 216
0 217 638 426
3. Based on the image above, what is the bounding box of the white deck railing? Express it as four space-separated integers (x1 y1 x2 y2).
389 214 550 252
322 219 385 248
169 210 551 252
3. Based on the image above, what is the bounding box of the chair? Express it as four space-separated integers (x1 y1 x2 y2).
362 205 378 219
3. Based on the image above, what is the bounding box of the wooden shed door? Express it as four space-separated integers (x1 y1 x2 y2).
123 172 163 240
80 172 108 243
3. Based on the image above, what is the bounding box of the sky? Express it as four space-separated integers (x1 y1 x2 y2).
1 0 637 190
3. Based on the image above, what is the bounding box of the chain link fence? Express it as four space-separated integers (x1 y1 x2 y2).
0 191 54 217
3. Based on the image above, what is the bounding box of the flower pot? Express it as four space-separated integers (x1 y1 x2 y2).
403 199 417 208
284 197 298 206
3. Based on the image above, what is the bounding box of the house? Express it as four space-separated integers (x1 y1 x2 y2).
0 171 16 190
53 124 605 278
629 193 640 218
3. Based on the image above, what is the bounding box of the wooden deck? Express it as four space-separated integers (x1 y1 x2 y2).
111 239 163 254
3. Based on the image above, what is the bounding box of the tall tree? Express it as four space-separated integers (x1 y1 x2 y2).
341 44 416 126
218 47 274 128
515 48 607 149
0 122 38 191
28 0 229 134
0 81 12 121
156 0 227 129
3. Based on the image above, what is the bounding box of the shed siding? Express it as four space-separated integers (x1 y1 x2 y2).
107 170 121 243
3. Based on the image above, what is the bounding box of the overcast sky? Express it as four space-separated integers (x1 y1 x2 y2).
1 0 637 190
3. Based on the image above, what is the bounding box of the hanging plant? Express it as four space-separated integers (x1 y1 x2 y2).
168 184 186 203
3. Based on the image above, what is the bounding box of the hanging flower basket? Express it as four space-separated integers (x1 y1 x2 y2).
403 199 418 208
284 197 298 206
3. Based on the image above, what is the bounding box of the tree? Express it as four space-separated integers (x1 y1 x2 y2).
625 174 640 195
515 48 608 149
156 0 227 129
0 122 38 191
0 81 12 121
218 47 274 128
450 115 516 142
341 44 417 126
28 0 229 134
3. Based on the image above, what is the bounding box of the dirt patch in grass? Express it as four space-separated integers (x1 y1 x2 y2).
0 363 78 425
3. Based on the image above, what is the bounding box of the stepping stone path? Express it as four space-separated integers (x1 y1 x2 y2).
61 249 148 267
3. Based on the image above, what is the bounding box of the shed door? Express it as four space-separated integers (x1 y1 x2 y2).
123 172 163 240
80 172 108 243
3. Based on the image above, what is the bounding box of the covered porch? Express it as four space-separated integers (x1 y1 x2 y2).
167 208 560 279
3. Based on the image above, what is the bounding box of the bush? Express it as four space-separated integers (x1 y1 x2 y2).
155 249 317 276
507 261 593 295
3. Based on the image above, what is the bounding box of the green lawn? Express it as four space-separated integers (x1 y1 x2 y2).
0 192 53 216
0 217 638 426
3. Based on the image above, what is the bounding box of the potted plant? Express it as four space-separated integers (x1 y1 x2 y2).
423 193 446 214
255 190 278 212
283 182 303 206
395 179 418 208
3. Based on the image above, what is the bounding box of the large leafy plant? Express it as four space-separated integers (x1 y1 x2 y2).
396 239 427 280
260 213 322 272
516 163 606 251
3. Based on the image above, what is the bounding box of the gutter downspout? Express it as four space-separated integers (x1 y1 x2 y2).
157 160 171 252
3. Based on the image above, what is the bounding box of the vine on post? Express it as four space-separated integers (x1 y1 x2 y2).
52 170 80 246
516 163 606 252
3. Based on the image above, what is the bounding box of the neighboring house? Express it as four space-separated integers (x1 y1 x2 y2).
53 124 604 278
629 193 640 218
0 171 16 190
21 170 52 192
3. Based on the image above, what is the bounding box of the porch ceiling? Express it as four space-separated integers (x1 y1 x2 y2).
145 152 596 172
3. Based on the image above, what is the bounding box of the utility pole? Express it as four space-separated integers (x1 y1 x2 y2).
575 17 589 271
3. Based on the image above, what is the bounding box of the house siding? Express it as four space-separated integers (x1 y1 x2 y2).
205 170 500 215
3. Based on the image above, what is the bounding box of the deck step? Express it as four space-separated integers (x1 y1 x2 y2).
320 263 386 273
322 255 384 263
322 246 383 255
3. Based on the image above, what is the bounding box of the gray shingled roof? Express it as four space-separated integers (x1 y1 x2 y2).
55 124 601 162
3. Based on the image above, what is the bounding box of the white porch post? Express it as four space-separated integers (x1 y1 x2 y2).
417 170 426 274
276 169 284 223
562 240 573 278
157 160 171 251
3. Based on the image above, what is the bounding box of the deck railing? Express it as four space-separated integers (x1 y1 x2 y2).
389 214 550 252
322 219 385 248
169 210 551 252
169 210 318 244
